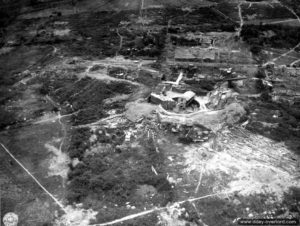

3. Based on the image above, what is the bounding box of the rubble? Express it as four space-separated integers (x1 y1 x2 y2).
125 102 158 122
1 1 300 226
147 70 247 132
157 102 246 131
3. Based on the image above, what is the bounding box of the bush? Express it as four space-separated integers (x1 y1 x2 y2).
0 107 16 129
250 45 262 55
68 128 91 160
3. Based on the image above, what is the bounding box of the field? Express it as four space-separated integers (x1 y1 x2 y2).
1 0 300 225
241 3 295 21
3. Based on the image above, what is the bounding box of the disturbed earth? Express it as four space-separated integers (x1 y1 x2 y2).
0 0 300 225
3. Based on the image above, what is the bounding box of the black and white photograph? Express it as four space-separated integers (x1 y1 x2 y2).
0 0 299 225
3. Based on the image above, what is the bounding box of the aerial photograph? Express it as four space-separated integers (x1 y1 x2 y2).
0 0 299 225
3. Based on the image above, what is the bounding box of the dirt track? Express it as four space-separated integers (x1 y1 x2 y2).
1 1 300 225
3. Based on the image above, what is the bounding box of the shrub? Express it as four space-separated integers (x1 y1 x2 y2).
0 107 16 129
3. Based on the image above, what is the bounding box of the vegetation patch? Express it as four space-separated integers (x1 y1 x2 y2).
241 4 295 20
67 129 174 223
241 24 300 55
38 74 134 125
